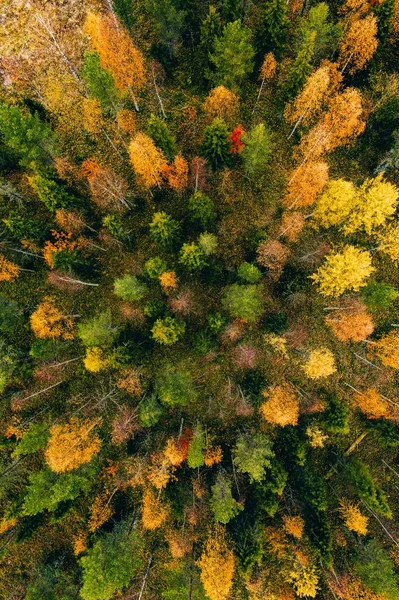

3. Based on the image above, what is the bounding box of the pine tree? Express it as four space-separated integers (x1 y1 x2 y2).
210 20 255 89
283 31 316 100
261 0 289 55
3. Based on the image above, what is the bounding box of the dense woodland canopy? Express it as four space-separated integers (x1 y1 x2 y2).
0 0 399 598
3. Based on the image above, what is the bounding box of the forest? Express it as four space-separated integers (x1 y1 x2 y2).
0 0 398 598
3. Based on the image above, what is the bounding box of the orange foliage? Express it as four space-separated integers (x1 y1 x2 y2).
164 436 188 467
260 52 277 80
203 86 239 121
73 532 87 556
339 15 378 74
81 158 130 212
30 297 74 340
256 239 289 276
45 418 101 473
141 488 168 530
116 368 143 397
278 212 305 242
55 210 86 233
163 155 189 192
330 575 385 600
284 161 329 209
325 301 374 342
284 65 331 127
159 270 178 294
260 383 299 426
353 388 391 419
129 133 168 188
88 493 113 532
147 452 175 489
166 529 192 558
117 108 136 134
0 516 17 535
371 330 399 369
0 254 20 282
204 445 223 467
43 231 77 268
228 124 245 154
283 515 304 539
197 526 235 600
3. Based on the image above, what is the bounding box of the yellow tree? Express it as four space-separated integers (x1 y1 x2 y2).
84 12 145 110
260 383 299 426
283 515 304 539
203 86 239 121
253 52 277 113
0 254 20 282
353 388 391 419
339 15 378 74
141 488 168 530
197 525 235 600
310 246 375 297
284 161 329 209
325 301 374 342
129 133 168 188
45 418 101 472
302 348 336 379
83 347 109 373
30 297 74 339
370 330 399 370
339 499 368 535
377 224 399 264
313 179 358 228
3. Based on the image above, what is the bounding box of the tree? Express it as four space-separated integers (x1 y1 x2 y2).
283 515 304 539
28 171 75 212
187 424 206 468
261 0 289 55
152 317 185 345
210 20 254 89
150 211 180 247
313 179 358 228
114 275 148 302
310 246 375 297
83 347 109 373
278 211 305 242
197 526 235 600
80 51 119 114
147 114 177 160
156 366 196 406
159 270 178 294
256 239 289 277
80 522 143 600
142 488 168 529
233 433 274 482
84 13 145 110
203 86 239 122
145 0 186 55
163 155 189 192
325 301 374 342
30 298 74 339
201 119 231 169
302 348 336 379
353 388 391 419
298 3 340 60
285 160 329 209
129 133 168 188
283 31 316 100
347 458 392 517
339 499 368 535
339 15 378 74
45 418 101 473
228 124 245 154
188 192 215 226
78 311 118 347
81 158 130 212
354 541 398 599
237 262 262 283
241 123 273 178
179 242 207 270
370 330 399 369
0 254 20 282
210 472 243 524
361 280 399 311
261 383 299 426
222 284 264 322
377 223 399 263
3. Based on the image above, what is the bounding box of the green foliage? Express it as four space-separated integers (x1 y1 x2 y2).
201 119 231 169
22 468 92 516
150 212 180 248
0 103 56 167
261 0 289 55
179 242 207 270
3 212 46 241
13 423 49 457
161 559 207 600
298 3 340 59
156 366 196 406
28 172 76 212
222 284 264 322
354 540 399 599
144 256 167 279
80 52 119 114
145 0 186 53
198 232 218 256
113 275 148 302
207 312 228 333
187 424 206 468
139 395 164 427
210 20 255 88
78 311 119 347
241 123 273 178
300 461 328 511
102 214 130 242
233 433 274 482
347 457 392 518
188 191 215 226
147 114 177 160
210 472 243 523
151 316 185 345
323 395 349 434
283 31 316 100
237 262 262 283
200 6 222 75
80 521 143 600
0 295 22 335
361 280 399 310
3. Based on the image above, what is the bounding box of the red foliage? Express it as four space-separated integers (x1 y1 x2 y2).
228 124 245 154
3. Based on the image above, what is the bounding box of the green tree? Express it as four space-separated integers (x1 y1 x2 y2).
222 284 264 322
233 433 274 483
145 0 186 54
139 395 164 427
80 521 143 600
200 6 222 77
188 191 215 226
144 256 168 279
347 457 392 517
261 0 289 56
78 311 119 347
113 275 148 302
237 262 262 283
323 395 349 434
81 52 119 114
201 119 231 169
28 171 76 212
156 366 196 406
298 3 340 60
241 123 273 178
198 232 218 256
13 423 49 457
150 212 180 247
361 280 399 311
210 20 254 89
283 31 316 100
187 424 206 468
151 317 186 345
147 114 177 161
210 472 243 523
179 242 207 270
354 541 398 599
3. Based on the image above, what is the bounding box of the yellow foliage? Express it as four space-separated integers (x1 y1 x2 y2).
129 132 168 188
203 86 239 121
260 52 277 80
73 532 87 556
287 563 319 598
313 179 358 228
117 108 136 134
302 348 336 379
83 347 109 373
377 223 399 264
159 270 178 294
371 330 399 370
353 388 390 419
30 297 74 340
306 424 328 447
204 445 223 466
283 515 304 539
82 97 103 134
88 494 113 532
166 529 192 558
141 488 168 530
339 499 368 535
310 246 375 297
45 418 101 473
284 65 331 127
197 526 235 600
260 383 299 426
264 334 288 357
339 15 378 74
164 438 186 467
0 254 20 282
0 516 17 534
147 452 175 489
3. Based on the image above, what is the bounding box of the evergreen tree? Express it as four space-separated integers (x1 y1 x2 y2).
260 0 289 57
147 114 177 161
210 472 243 523
283 32 316 100
210 20 255 89
201 119 231 169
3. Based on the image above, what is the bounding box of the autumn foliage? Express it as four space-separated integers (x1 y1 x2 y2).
45 418 101 473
